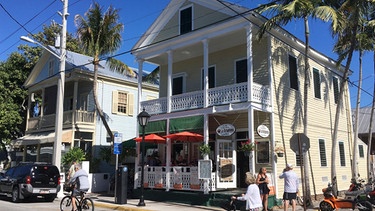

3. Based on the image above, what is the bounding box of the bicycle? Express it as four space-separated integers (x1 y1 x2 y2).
60 189 94 211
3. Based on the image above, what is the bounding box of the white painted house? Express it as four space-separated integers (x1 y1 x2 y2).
131 0 366 199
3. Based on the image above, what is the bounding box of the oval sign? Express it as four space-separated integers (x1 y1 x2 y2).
257 125 270 138
216 124 236 136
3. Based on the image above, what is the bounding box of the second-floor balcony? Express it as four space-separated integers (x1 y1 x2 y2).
27 110 95 131
141 82 271 115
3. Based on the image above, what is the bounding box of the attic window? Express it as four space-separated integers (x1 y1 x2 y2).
180 6 192 34
48 60 54 77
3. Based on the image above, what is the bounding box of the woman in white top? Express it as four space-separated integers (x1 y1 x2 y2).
232 172 263 211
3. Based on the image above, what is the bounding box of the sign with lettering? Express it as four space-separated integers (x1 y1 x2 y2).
198 160 212 179
216 124 236 136
257 125 270 138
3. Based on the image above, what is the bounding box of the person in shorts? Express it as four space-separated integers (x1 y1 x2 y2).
279 164 299 211
68 163 89 211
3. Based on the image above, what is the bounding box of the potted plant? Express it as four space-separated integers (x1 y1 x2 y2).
199 144 211 156
239 140 255 156
275 146 285 157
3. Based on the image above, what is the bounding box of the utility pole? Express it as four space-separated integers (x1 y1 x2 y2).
53 0 68 171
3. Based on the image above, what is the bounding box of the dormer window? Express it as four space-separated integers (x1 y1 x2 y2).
180 6 192 34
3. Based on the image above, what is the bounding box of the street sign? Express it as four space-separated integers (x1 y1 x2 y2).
113 133 123 154
290 133 310 153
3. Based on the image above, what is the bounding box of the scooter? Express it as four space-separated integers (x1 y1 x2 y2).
319 183 372 211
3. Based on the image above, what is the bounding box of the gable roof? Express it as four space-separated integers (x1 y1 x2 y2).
24 47 158 88
132 0 248 51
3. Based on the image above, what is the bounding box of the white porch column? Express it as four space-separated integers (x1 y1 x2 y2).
167 50 173 113
134 59 144 190
165 119 171 191
202 39 209 108
203 114 210 194
246 23 255 174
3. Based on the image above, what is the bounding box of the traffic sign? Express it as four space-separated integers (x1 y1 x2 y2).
113 133 123 155
290 133 310 153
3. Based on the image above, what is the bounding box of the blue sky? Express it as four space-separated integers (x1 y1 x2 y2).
0 0 373 109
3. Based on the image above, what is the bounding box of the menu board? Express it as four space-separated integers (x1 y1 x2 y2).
219 158 233 182
198 160 212 179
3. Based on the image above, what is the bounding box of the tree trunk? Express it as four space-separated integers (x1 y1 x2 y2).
302 17 312 206
92 58 114 142
331 30 357 197
352 50 363 178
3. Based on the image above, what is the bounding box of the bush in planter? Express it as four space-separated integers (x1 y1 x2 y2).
199 144 211 156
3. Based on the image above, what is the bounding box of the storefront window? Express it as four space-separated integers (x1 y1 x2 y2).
256 141 270 164
40 144 53 163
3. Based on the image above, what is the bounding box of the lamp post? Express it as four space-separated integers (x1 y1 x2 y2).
20 0 68 171
137 108 150 207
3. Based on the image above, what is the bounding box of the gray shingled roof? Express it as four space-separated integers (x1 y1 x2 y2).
353 107 375 134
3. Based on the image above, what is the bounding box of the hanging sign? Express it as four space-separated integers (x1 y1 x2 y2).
257 125 270 138
216 124 236 136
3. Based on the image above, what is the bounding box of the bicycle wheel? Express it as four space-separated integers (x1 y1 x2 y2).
60 196 74 211
81 198 94 211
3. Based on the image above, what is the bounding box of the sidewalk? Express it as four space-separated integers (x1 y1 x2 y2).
70 193 322 211
68 193 224 211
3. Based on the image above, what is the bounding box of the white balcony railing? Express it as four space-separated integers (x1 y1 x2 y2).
141 82 271 115
27 110 95 131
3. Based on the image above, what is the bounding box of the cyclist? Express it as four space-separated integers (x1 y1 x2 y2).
68 163 89 211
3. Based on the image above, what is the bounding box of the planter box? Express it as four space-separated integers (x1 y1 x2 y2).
173 183 183 189
154 183 164 188
190 184 200 189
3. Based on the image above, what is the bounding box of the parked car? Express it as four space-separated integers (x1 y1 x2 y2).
0 162 60 202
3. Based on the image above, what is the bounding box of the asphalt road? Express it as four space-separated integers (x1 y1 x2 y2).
0 195 112 211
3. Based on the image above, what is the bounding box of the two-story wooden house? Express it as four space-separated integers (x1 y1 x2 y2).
12 47 159 173
130 0 366 198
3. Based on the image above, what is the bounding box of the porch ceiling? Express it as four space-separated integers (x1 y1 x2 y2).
146 29 246 65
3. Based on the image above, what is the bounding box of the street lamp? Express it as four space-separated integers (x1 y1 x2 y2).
137 108 150 207
20 0 68 171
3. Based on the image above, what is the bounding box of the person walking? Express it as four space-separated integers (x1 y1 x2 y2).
232 172 263 211
279 164 299 211
256 167 270 211
68 163 90 211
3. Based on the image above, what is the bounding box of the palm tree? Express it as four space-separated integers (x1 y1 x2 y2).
74 3 133 142
256 0 341 204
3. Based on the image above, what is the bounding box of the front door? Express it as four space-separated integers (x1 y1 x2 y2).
216 139 236 189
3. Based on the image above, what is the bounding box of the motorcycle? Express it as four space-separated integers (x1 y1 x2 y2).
319 183 372 211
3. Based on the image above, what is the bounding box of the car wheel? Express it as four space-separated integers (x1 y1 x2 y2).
44 194 56 202
12 186 20 203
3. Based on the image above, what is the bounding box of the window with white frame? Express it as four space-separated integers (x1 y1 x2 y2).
112 90 134 116
313 68 321 99
180 6 192 34
201 66 215 89
235 59 247 83
339 141 346 166
319 139 327 166
172 73 186 95
333 76 339 104
359 145 364 158
289 55 298 90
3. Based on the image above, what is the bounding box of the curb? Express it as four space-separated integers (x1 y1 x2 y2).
94 200 152 211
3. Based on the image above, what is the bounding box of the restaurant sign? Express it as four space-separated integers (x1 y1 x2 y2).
257 125 270 138
216 124 236 136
